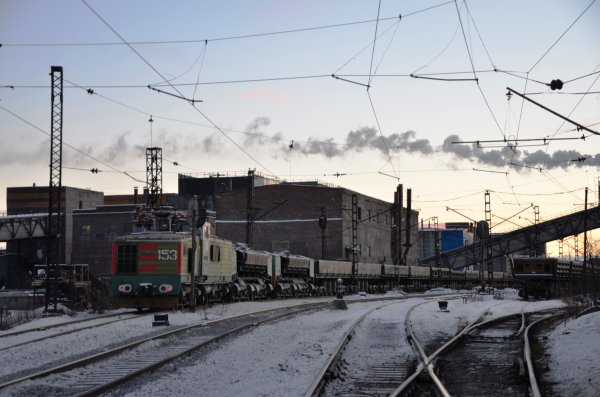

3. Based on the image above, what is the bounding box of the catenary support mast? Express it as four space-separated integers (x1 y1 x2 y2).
45 66 64 312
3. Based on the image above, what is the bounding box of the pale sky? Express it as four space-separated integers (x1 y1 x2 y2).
1 0 599 245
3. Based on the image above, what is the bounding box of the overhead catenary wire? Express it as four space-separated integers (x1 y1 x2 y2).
464 1 495 69
333 18 402 76
80 0 275 176
528 0 597 73
563 70 600 84
0 104 145 184
4 69 531 90
367 0 383 89
1 0 453 48
367 91 398 179
453 0 505 139
411 12 461 75
60 77 457 160
454 0 477 81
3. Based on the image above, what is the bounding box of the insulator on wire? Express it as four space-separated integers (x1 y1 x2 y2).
549 79 563 91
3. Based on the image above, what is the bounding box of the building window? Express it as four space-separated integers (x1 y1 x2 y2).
368 245 371 257
358 207 362 220
81 224 91 234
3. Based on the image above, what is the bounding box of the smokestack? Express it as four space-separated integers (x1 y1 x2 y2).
134 186 138 204
143 187 149 206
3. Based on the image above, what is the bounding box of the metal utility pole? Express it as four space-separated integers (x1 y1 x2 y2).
146 147 163 208
484 191 493 282
433 216 440 267
245 169 255 247
189 196 198 312
351 194 358 282
319 206 327 260
395 184 403 266
45 66 64 313
583 187 588 295
402 188 412 265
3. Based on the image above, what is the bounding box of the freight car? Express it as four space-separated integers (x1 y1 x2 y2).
510 256 586 299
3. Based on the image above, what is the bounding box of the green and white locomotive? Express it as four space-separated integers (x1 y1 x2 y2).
111 230 235 310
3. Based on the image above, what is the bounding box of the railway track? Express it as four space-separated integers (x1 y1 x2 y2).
0 310 143 339
305 298 436 396
397 302 566 397
0 311 153 353
0 301 331 397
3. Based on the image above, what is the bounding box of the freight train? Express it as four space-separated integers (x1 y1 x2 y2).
111 229 511 310
510 256 595 299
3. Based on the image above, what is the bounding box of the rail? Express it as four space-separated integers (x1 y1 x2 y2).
0 302 329 394
304 301 398 396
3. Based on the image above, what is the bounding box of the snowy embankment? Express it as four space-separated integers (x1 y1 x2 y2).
544 310 600 395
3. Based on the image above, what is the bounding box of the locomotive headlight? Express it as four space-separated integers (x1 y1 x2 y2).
118 284 133 293
158 284 173 293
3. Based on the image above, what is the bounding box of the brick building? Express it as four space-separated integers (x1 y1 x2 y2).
216 183 419 265
178 172 278 210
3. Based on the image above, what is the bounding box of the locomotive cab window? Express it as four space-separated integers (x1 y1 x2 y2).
210 245 221 261
117 244 138 273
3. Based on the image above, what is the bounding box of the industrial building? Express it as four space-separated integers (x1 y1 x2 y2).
419 225 475 259
178 172 278 211
5 186 104 267
216 182 419 265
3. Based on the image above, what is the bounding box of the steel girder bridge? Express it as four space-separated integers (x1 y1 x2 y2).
419 205 600 270
0 213 49 242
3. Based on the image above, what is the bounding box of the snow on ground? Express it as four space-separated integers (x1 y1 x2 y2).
110 299 421 397
409 290 566 353
0 297 336 379
1 290 597 396
544 310 600 396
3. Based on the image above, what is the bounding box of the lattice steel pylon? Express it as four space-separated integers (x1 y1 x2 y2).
533 205 541 256
45 66 64 312
484 191 493 282
146 147 163 208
